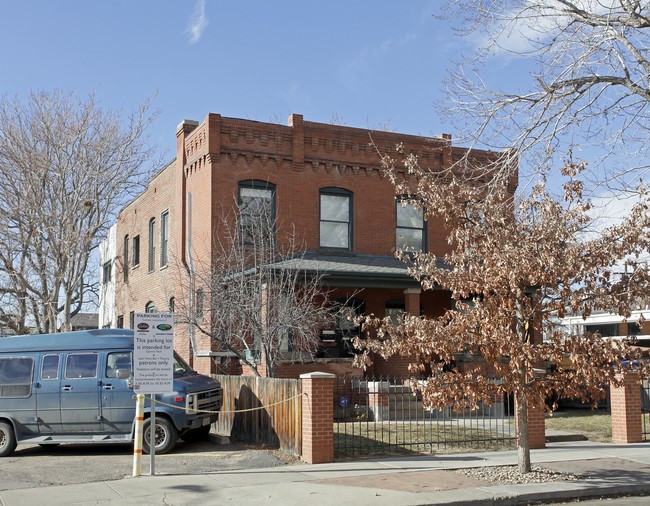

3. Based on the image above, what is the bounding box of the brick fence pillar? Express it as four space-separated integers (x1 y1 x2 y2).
515 395 546 449
300 372 334 464
611 372 642 444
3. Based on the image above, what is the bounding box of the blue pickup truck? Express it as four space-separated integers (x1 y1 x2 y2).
0 329 222 457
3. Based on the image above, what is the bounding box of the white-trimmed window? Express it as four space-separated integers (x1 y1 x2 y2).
396 197 425 252
320 188 352 250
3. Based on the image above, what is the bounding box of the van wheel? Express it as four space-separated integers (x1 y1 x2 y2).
143 417 177 455
0 421 17 457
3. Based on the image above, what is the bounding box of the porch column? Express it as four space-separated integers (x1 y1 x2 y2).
404 288 421 315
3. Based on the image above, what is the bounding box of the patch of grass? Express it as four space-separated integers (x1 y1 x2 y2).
333 421 515 459
545 409 612 442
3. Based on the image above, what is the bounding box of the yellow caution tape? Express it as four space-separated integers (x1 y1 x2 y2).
141 392 304 415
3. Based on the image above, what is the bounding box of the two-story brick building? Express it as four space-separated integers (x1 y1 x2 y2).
99 113 507 377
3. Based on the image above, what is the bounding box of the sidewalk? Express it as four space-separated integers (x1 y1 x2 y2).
1 440 649 505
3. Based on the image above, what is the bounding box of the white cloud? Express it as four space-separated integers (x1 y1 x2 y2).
186 0 208 44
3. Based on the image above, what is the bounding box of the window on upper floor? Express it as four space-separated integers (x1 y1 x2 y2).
319 188 352 250
160 210 169 267
132 235 140 266
238 180 276 245
396 197 426 252
148 218 156 272
123 235 129 284
145 301 156 313
102 261 112 285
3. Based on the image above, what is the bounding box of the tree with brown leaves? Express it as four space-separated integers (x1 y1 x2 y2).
356 152 650 473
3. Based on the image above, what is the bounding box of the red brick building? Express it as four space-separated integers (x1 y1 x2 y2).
99 113 505 377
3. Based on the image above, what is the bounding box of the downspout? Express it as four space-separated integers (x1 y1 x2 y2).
186 191 215 359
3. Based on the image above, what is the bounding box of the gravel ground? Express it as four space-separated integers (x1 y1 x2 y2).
456 465 579 485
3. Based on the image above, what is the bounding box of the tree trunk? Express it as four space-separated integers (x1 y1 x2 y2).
516 388 532 473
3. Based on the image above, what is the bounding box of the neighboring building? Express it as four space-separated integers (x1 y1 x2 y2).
99 224 117 329
559 305 650 346
69 312 99 331
99 113 509 377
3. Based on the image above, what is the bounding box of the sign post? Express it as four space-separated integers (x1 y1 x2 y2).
133 313 174 476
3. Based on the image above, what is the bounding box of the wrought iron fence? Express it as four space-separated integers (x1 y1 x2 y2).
333 375 516 459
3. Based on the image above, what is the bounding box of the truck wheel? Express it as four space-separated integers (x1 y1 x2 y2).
143 417 178 455
181 424 211 443
0 421 17 457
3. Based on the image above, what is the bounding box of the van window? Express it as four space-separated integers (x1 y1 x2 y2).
41 354 60 380
0 357 34 398
64 353 98 379
106 352 132 378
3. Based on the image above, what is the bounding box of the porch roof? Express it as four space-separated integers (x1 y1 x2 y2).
272 252 448 289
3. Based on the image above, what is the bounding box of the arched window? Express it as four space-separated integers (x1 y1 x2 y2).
145 301 156 313
169 297 175 313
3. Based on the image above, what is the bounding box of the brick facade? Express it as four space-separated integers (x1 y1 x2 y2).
104 113 504 378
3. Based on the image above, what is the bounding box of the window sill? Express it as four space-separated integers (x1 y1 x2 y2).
317 248 356 256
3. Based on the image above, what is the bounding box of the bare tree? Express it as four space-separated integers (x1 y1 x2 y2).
356 151 650 473
438 0 650 193
0 90 159 334
174 199 334 377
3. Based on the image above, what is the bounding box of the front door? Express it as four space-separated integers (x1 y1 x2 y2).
60 352 103 433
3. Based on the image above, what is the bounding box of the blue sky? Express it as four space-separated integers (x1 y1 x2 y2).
0 1 478 158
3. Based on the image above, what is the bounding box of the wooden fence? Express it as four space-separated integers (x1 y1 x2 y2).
212 374 302 455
